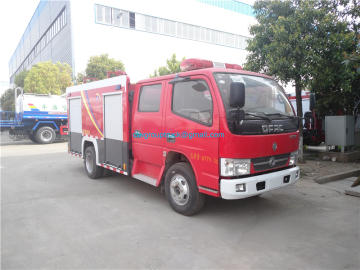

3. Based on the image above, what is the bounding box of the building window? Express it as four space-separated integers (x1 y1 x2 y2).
177 22 182 37
183 24 188 39
112 8 121 26
144 15 151 32
130 12 135 29
135 13 144 31
63 9 67 25
105 7 111 24
189 25 194 39
96 5 103 23
200 27 205 41
163 19 169 35
138 84 162 112
122 11 129 28
94 4 250 49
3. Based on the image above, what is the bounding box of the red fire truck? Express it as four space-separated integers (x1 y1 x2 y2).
67 58 300 215
288 91 323 146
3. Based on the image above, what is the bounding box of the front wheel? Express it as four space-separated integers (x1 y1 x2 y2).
165 162 205 216
35 126 56 144
84 146 103 179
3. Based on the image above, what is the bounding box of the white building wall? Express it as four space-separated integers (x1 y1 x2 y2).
71 0 256 83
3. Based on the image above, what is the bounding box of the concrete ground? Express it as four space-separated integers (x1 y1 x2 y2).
1 134 360 269
324 177 360 198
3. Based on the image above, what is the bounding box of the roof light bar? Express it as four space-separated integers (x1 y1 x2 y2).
225 63 243 70
180 58 243 72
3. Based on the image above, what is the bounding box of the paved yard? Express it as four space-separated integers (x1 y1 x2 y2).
1 139 359 269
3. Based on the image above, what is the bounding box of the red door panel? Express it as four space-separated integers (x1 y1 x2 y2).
132 82 165 179
164 75 220 190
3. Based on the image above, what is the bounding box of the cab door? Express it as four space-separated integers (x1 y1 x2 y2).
164 75 220 192
131 82 165 185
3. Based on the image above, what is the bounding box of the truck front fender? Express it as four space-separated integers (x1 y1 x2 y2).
32 121 59 133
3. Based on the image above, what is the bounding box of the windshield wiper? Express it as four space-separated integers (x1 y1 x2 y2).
263 112 296 120
245 112 271 122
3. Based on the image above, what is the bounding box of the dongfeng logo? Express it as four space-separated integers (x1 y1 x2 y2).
269 157 276 167
272 142 277 151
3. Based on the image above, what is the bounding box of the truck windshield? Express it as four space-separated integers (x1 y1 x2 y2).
214 73 294 119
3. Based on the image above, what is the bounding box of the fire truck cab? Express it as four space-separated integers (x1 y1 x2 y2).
67 58 300 216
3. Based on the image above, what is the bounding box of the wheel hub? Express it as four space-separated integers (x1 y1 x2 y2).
170 174 189 205
41 130 52 141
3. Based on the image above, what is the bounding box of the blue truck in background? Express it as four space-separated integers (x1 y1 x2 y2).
0 87 68 144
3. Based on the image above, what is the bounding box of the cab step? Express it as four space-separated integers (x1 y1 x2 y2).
133 174 157 186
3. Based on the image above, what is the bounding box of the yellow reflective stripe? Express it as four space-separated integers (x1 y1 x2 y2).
80 91 104 137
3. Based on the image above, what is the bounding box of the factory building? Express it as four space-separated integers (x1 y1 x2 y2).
9 0 255 86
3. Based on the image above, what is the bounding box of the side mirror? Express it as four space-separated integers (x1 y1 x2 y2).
309 93 315 111
229 82 245 108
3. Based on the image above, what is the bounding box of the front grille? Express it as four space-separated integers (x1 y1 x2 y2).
252 153 290 172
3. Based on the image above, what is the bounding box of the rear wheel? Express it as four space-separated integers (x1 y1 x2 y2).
35 126 56 144
84 146 103 179
28 134 38 143
165 162 205 216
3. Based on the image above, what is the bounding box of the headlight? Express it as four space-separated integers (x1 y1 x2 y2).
221 158 250 176
289 151 298 165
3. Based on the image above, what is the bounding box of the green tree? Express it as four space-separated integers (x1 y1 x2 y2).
311 39 360 120
243 0 352 161
310 2 360 121
343 43 360 74
0 88 15 111
24 61 73 95
74 71 100 85
150 53 185 78
74 71 86 85
14 69 29 88
82 54 125 82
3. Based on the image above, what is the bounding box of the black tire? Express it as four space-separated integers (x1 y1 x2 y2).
165 162 205 216
309 141 323 146
102 168 112 177
35 126 56 144
28 134 38 143
84 146 103 179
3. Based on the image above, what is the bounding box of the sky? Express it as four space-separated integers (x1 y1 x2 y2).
0 0 256 84
0 0 47 83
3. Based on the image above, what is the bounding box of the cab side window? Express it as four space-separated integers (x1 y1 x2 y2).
138 84 162 112
172 80 213 125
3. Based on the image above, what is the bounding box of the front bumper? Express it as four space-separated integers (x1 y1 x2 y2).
220 166 300 199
